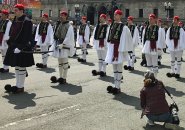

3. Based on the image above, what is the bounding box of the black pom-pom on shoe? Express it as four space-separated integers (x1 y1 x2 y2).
166 73 175 78
50 76 58 83
100 71 106 77
107 86 113 93
4 84 12 92
124 65 128 70
92 70 98 76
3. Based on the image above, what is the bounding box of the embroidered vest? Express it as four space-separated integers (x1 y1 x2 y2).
169 25 180 40
144 25 159 41
54 21 70 44
128 24 136 37
94 24 108 40
0 20 9 44
79 24 86 35
107 22 124 43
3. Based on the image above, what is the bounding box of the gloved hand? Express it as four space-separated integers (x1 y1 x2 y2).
14 48 21 54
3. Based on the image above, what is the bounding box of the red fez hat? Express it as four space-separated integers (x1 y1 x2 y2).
14 4 24 10
158 18 162 22
108 18 112 23
149 14 156 19
42 13 48 18
1 10 9 15
82 16 87 21
127 16 134 21
114 9 123 15
100 14 106 19
60 11 68 16
173 16 180 21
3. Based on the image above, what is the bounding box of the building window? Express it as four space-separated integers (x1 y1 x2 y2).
49 10 52 17
125 9 129 18
139 9 143 18
153 9 158 17
40 10 43 17
169 9 174 18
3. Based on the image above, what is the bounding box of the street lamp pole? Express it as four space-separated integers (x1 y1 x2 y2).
111 0 117 20
164 2 172 21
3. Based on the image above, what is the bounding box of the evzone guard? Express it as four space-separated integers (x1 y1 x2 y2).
124 16 140 71
142 14 164 77
166 16 185 78
0 10 12 73
106 10 133 94
157 18 166 66
92 14 109 77
77 16 90 63
35 13 54 68
49 11 75 84
4 4 35 93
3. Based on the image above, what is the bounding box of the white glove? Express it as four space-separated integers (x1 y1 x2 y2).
14 48 21 54
58 44 64 49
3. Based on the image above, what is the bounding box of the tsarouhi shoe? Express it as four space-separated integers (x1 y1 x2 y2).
124 65 129 70
175 74 180 79
107 86 113 93
58 78 66 84
0 68 9 73
92 70 100 76
166 73 175 78
11 86 24 94
77 58 83 62
99 71 106 77
112 88 121 95
36 63 43 68
129 67 134 71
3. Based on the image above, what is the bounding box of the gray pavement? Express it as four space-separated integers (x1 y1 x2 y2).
0 47 185 130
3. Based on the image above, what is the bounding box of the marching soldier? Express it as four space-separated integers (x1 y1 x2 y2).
0 10 12 73
166 16 185 78
49 11 75 84
142 14 164 77
124 16 140 71
92 14 109 77
157 18 166 66
106 10 133 94
77 16 90 63
35 13 54 68
4 4 34 93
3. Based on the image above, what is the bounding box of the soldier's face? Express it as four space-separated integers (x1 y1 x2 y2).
127 19 132 25
1 14 7 20
14 8 22 17
149 17 156 24
173 19 178 25
99 17 105 23
157 21 162 26
81 19 86 24
60 14 67 21
114 14 121 21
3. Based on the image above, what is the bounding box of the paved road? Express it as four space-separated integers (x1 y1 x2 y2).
0 47 185 130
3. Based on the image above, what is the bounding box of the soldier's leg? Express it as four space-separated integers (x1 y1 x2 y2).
151 54 158 78
175 50 183 78
145 54 152 71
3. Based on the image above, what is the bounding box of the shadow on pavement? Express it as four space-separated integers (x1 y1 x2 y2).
143 124 167 130
36 67 56 73
176 77 185 83
159 64 171 69
165 86 185 97
51 83 82 95
80 62 95 66
0 72 15 80
2 92 36 109
129 69 145 77
113 92 141 110
98 75 114 83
